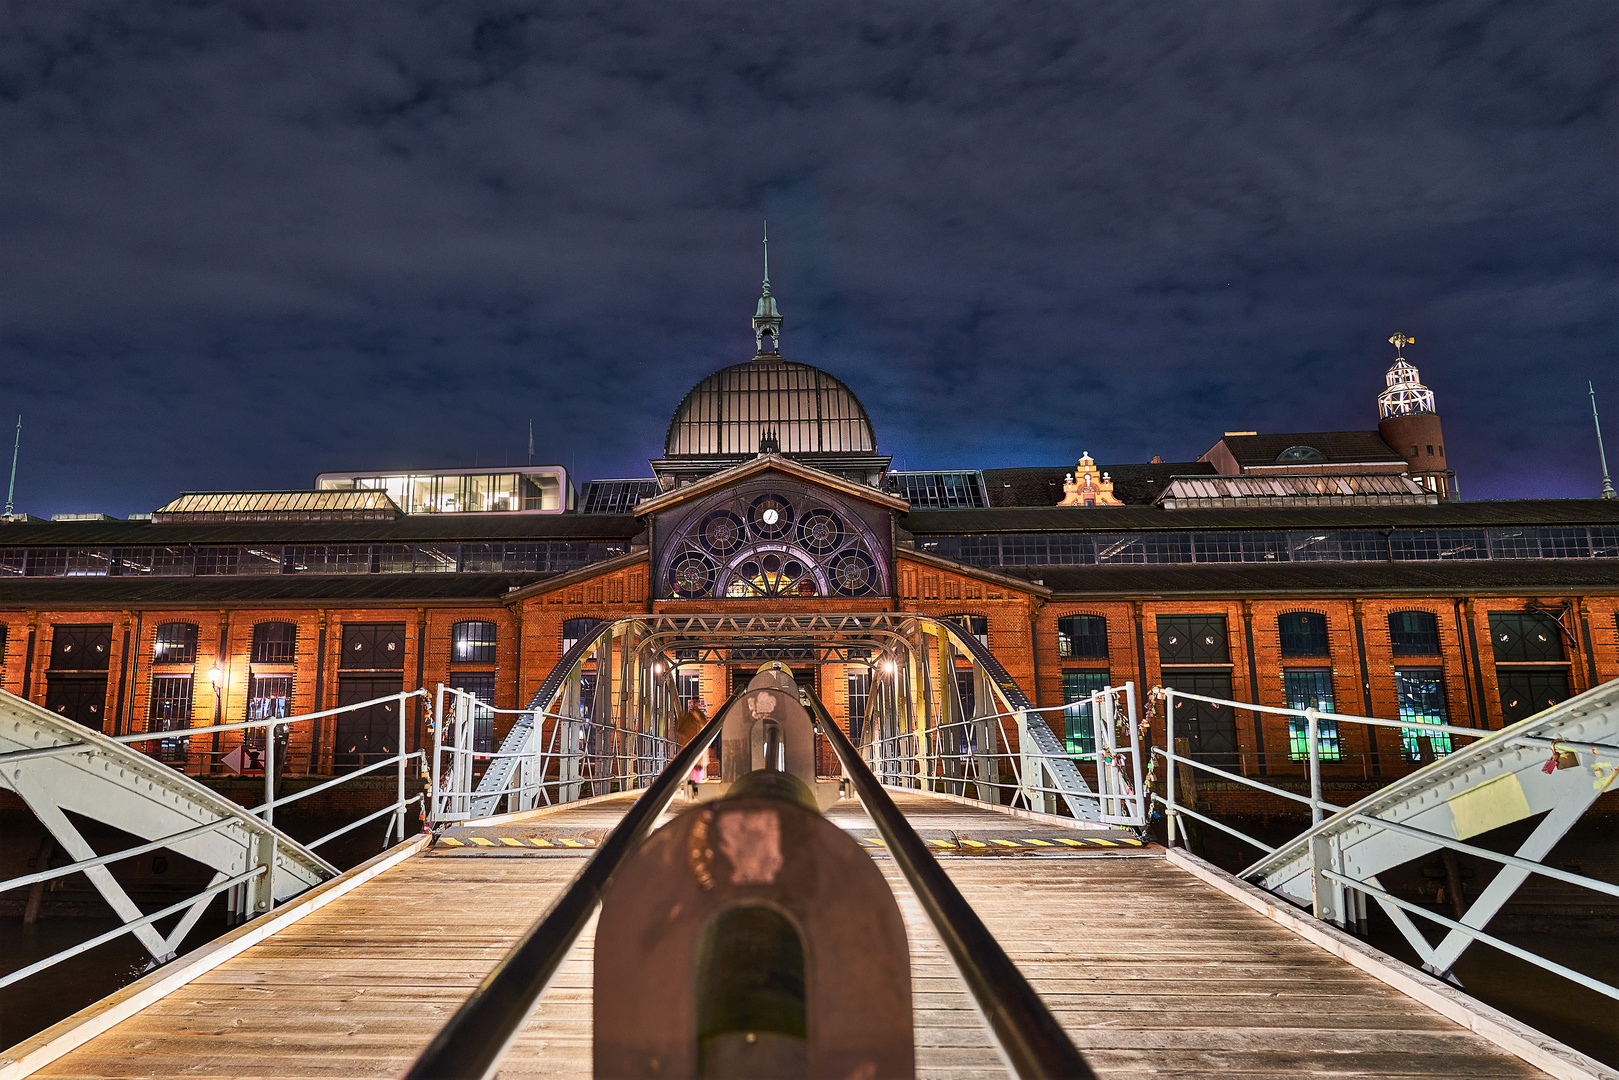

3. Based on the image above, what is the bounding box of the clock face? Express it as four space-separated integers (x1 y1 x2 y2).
761 508 780 526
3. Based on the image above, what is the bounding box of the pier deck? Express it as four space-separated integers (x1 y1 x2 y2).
11 791 1555 1079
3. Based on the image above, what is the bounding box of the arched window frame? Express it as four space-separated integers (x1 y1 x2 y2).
1056 614 1108 660
1277 611 1330 657
562 618 605 655
1388 610 1441 656
250 621 298 665
152 621 199 665
451 620 497 664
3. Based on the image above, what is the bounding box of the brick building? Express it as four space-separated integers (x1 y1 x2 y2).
2 281 1616 805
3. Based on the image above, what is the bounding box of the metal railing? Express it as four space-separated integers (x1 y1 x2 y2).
0 689 427 991
809 687 1099 1080
853 615 1123 824
865 685 1146 826
1151 682 1619 1000
430 686 675 823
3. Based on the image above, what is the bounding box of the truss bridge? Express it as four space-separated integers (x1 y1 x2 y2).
2 613 1615 1080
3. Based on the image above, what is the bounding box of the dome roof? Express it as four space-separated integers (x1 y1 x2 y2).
664 357 878 457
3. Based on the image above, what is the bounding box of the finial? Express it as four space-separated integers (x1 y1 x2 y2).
762 220 770 295
752 223 783 356
1389 332 1415 357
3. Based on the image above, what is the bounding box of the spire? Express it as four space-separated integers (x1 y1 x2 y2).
1592 382 1616 499
753 221 782 356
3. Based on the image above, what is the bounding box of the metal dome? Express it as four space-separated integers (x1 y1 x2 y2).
664 357 878 457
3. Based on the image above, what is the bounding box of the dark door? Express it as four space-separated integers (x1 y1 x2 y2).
334 676 403 771
340 623 406 670
1498 668 1570 726
45 676 109 731
49 624 113 671
1161 669 1238 767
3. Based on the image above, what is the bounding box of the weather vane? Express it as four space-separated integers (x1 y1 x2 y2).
1389 332 1414 357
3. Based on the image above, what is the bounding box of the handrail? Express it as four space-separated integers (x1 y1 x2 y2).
403 692 738 1080
805 688 1098 1080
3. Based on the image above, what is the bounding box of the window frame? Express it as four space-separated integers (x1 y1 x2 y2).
1277 611 1329 658
1388 610 1441 656
251 621 298 665
1394 667 1454 762
451 620 498 664
153 622 199 665
1281 668 1341 761
1061 670 1109 755
1056 614 1108 660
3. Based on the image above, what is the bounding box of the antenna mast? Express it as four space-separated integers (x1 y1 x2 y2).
4 415 20 518
1586 386 1612 501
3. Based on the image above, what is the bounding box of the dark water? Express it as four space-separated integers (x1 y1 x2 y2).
0 812 400 1049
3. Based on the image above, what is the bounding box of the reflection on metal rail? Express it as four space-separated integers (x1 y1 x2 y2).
0 687 428 991
1151 679 1619 998
806 685 1099 1080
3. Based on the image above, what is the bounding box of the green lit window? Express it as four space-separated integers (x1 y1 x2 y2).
1062 671 1108 755
1283 669 1341 761
1395 668 1453 761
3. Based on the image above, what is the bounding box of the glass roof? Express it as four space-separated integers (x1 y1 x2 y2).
664 358 877 457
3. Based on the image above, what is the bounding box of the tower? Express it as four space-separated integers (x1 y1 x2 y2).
753 223 782 356
1376 334 1454 499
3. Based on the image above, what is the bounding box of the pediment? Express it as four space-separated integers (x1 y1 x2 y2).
634 454 909 518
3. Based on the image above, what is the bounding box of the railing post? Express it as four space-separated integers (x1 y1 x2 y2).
1125 682 1145 826
396 691 408 844
249 830 276 916
1309 833 1344 926
1306 706 1324 827
431 684 444 825
263 717 275 830
1164 691 1179 848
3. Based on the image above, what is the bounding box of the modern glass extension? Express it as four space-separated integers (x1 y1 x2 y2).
315 466 568 514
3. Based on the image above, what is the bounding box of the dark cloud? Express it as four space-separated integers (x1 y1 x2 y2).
0 0 1612 514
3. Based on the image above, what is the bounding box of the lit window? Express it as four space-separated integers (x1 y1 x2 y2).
1062 671 1108 755
1395 669 1453 761
1282 669 1340 761
153 622 199 664
1057 615 1107 659
452 621 497 663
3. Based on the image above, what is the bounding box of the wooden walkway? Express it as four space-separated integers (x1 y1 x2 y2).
12 791 1561 1079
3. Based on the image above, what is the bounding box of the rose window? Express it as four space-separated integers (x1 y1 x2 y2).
658 480 888 600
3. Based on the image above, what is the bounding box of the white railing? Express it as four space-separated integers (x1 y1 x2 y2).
430 685 675 823
865 683 1147 826
1151 684 1619 1001
1153 686 1489 851
0 689 428 991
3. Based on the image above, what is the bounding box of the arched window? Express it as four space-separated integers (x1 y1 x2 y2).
1388 611 1439 656
451 620 497 664
944 614 988 647
1277 612 1329 657
562 618 605 655
1056 615 1108 659
251 621 297 665
153 622 199 664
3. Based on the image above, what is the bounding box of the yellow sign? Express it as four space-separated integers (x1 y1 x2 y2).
1447 772 1532 840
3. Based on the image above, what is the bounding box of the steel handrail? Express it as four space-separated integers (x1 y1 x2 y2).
805 689 1098 1080
403 693 737 1080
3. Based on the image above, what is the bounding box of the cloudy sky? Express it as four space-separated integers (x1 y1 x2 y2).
1 1 1612 516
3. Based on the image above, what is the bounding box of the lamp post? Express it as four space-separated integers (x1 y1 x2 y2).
208 663 223 773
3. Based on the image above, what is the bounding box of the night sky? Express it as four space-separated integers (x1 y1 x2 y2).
1 2 1613 517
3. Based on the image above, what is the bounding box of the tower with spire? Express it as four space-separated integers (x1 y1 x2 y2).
753 223 782 356
1376 334 1455 499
